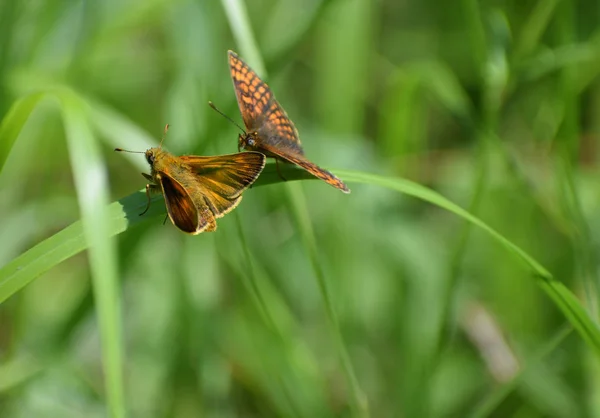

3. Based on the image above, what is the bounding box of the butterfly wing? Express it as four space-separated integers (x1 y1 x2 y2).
156 172 216 234
229 50 272 132
254 98 304 155
258 143 350 194
179 151 266 217
228 51 303 152
179 151 266 198
228 50 348 193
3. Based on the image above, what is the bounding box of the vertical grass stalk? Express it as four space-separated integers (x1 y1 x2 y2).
59 89 125 418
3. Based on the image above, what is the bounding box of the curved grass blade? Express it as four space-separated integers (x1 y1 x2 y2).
0 164 306 304
335 169 600 354
1 167 599 363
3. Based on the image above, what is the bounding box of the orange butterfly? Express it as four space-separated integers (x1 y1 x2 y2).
227 50 350 193
116 125 266 234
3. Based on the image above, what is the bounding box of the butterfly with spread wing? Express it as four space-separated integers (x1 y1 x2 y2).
226 50 350 194
116 125 266 234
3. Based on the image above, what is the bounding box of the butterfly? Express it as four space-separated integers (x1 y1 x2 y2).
227 50 350 193
116 125 266 234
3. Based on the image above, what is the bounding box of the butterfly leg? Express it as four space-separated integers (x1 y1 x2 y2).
140 184 159 216
275 159 287 181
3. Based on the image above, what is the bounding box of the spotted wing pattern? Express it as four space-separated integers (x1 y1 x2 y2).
228 50 349 193
229 51 302 151
229 51 272 132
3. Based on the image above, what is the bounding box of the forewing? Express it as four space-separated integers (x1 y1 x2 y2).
229 50 272 131
229 50 303 153
255 94 303 152
157 172 214 234
259 144 350 194
179 151 266 199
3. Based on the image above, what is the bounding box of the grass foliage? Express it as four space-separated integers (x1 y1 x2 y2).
0 0 600 417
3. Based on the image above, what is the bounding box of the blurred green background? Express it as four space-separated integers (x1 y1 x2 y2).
1 0 600 416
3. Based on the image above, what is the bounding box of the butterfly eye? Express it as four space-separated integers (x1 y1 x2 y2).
146 153 154 164
246 133 259 147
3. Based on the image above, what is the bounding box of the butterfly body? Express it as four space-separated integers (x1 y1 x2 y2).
238 132 304 158
228 50 350 194
139 146 265 234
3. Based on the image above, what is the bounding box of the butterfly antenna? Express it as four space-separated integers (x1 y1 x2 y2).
208 101 246 133
114 148 144 153
159 124 169 148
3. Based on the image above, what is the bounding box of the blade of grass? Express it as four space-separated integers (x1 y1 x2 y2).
265 0 333 69
285 183 369 417
217 3 369 414
421 10 509 414
58 88 124 418
336 169 600 353
225 213 325 417
554 1 599 318
0 92 47 172
2 167 600 357
0 164 310 304
461 0 487 72
314 0 371 135
88 97 158 171
514 0 561 59
232 212 282 335
220 0 266 76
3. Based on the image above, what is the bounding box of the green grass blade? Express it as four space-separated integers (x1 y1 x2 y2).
514 0 561 59
285 183 369 417
218 2 369 414
2 166 600 370
0 164 310 304
0 92 47 172
58 89 125 418
314 0 371 135
220 0 266 76
554 3 599 318
461 0 487 72
232 211 282 334
0 190 160 304
217 3 369 412
335 169 600 354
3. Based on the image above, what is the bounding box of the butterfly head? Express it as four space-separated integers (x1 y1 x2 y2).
238 132 258 152
145 147 170 172
145 148 156 166
145 124 173 169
